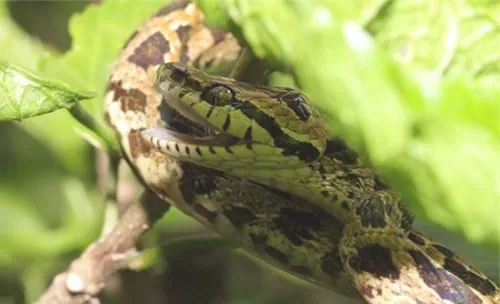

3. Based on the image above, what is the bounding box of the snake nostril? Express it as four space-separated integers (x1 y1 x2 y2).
162 62 189 85
278 92 311 121
169 67 188 84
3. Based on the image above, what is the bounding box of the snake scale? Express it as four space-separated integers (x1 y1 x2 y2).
104 1 500 303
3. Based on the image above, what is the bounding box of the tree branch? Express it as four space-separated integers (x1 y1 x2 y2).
35 190 170 304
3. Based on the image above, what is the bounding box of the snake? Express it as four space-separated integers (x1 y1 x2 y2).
104 1 500 303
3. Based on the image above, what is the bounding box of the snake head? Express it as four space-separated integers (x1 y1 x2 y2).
144 62 328 169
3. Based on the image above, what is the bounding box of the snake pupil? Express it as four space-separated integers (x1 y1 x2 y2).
201 85 234 106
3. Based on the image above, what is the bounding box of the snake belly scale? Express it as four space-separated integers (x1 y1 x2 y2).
104 1 500 303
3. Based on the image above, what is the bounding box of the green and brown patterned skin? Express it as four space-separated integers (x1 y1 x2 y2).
104 1 500 303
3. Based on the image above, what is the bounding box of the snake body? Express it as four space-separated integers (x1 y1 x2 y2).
104 1 500 303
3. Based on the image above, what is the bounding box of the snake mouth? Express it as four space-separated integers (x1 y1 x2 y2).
158 101 244 148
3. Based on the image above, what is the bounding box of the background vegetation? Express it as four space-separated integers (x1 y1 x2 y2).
0 0 498 303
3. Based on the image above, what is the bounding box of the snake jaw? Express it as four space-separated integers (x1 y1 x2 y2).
142 127 240 148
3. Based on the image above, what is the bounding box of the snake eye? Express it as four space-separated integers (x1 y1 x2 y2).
279 91 311 121
201 85 234 106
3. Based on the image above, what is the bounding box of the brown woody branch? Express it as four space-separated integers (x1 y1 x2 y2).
35 190 170 304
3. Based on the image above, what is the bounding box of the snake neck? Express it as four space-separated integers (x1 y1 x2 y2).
229 139 413 232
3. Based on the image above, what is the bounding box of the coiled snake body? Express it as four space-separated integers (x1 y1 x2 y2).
105 1 500 303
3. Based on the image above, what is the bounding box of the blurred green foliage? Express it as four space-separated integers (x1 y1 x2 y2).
0 0 498 303
0 2 101 303
220 0 500 249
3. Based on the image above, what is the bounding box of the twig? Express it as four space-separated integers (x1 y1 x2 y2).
34 190 170 304
116 160 141 216
68 104 121 154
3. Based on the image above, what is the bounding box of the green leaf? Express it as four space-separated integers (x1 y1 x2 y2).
385 122 500 247
368 0 500 90
0 62 92 121
368 1 458 73
322 0 391 25
196 0 234 29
